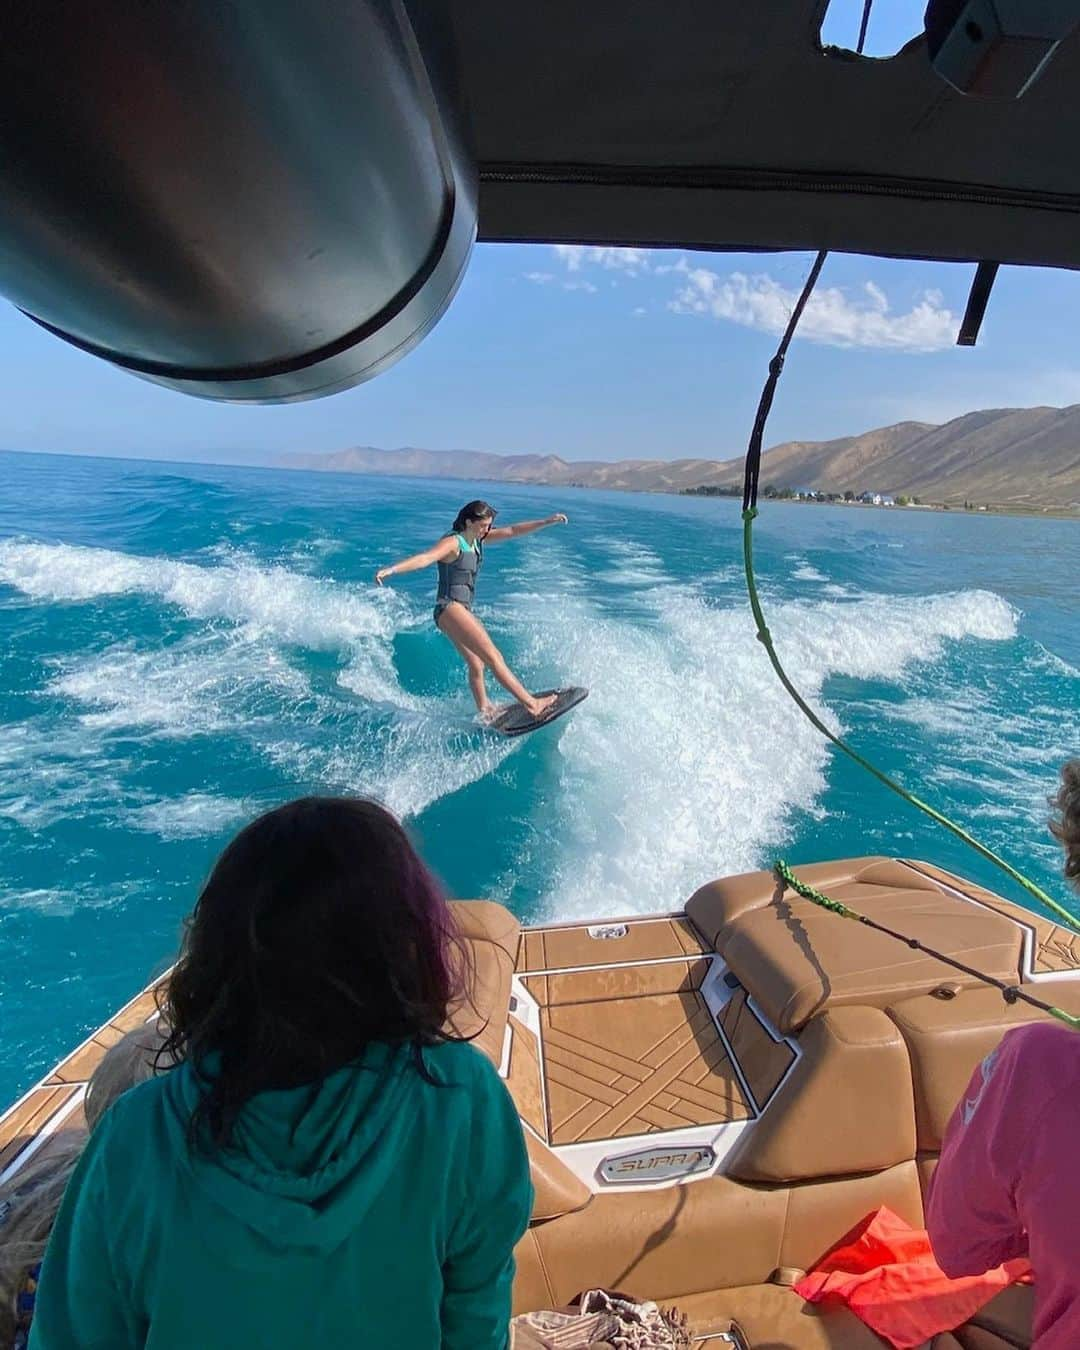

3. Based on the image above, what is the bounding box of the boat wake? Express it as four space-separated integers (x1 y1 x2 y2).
0 535 1043 922
500 550 1018 919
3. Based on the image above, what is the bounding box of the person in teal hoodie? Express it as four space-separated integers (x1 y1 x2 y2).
29 797 533 1349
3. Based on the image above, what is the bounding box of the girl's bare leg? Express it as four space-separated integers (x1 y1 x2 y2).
437 604 556 718
438 619 491 714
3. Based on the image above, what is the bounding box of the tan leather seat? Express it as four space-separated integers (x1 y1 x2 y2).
445 901 595 1226
505 867 1040 1350
513 1164 925 1313
727 1006 916 1184
887 985 1080 1152
445 899 520 1066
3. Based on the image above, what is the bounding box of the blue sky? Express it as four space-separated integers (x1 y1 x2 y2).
4 0 1080 466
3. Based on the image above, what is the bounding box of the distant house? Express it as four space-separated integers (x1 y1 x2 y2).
881 495 895 507
857 491 884 505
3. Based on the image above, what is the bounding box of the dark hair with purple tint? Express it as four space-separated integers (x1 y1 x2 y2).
159 796 473 1149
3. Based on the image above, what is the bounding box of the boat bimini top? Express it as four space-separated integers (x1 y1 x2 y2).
2 2 1080 403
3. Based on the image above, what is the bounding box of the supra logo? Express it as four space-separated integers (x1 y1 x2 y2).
599 1144 716 1185
587 923 628 940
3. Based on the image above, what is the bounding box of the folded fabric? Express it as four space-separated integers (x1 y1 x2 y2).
510 1288 691 1349
794 1205 1032 1350
510 1306 613 1349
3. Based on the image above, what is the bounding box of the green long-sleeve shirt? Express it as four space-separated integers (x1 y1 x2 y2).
31 1039 532 1349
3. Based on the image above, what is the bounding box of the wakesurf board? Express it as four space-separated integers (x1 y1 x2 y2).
485 686 588 738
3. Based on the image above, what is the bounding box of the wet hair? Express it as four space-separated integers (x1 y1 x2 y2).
0 1023 167 1344
159 796 473 1151
1050 759 1080 886
451 500 496 533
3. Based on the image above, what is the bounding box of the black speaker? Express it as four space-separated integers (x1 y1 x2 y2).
0 3 476 402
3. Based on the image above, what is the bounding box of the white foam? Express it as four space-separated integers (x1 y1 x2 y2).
887 695 1059 757
594 538 669 588
0 539 399 648
0 535 1041 916
598 568 667 587
785 553 828 581
50 637 309 735
289 536 346 569
0 880 132 916
505 580 1021 922
0 720 130 830
337 650 424 710
125 794 250 839
872 671 1076 863
774 589 1016 683
1029 646 1080 679
711 564 743 585
3 539 500 827
262 718 512 822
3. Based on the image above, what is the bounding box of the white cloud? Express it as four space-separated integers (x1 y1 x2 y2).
633 307 647 318
524 271 598 294
667 265 957 352
552 245 652 276
534 249 956 349
864 280 888 311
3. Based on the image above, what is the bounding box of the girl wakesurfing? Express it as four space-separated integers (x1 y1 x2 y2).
376 500 568 722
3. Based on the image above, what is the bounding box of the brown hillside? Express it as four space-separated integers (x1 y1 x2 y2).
280 405 1080 511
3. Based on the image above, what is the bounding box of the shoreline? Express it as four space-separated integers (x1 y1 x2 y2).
678 493 1080 520
3 446 1077 520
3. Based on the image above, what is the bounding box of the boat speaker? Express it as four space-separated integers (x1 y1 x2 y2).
0 2 476 402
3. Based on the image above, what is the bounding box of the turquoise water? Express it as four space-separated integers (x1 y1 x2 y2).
1 448 1078 1105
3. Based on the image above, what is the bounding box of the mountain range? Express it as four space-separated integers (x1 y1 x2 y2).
278 405 1080 511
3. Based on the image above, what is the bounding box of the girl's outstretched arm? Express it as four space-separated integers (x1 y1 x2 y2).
376 535 459 585
485 513 567 543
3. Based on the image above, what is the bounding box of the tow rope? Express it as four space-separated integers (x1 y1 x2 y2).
738 250 1080 940
775 861 1080 1029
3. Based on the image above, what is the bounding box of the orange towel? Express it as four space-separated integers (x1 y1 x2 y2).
793 1206 1031 1350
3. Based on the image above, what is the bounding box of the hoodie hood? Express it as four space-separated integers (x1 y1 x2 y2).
163 1042 422 1259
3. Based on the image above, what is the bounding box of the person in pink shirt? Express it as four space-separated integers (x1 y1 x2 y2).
927 759 1080 1350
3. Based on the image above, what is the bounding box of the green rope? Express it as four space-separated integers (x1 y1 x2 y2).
775 860 1080 1029
744 507 1080 933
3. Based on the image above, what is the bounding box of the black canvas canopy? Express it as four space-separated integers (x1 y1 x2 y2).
458 2 1080 269
3 1 1079 402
